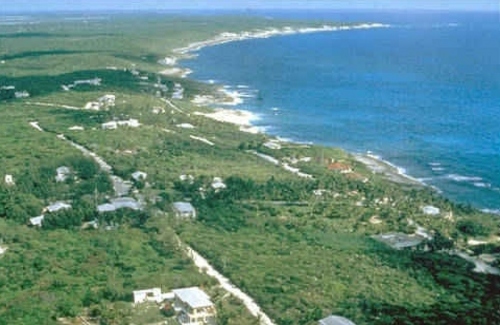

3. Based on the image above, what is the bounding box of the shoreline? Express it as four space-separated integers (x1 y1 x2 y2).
164 21 499 212
161 22 390 78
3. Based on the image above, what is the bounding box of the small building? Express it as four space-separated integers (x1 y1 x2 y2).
14 91 30 98
102 121 118 130
0 246 8 255
133 288 163 304
131 171 147 182
211 177 226 191
29 215 45 227
55 166 71 182
373 232 424 250
179 174 195 183
117 119 140 128
45 202 72 213
319 315 357 325
4 174 14 186
172 287 216 325
422 205 440 216
97 197 142 213
99 94 116 107
173 202 196 219
84 101 101 110
68 125 85 131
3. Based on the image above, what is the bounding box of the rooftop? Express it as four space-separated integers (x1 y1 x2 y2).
373 232 424 250
319 315 357 325
173 287 213 309
173 202 195 213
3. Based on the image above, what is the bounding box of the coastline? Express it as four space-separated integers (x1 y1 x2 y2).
161 22 390 78
166 21 433 188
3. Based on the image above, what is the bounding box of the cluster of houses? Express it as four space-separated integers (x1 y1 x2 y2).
133 286 216 325
0 85 30 99
29 201 72 227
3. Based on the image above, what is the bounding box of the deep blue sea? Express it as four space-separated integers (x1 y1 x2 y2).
182 10 500 211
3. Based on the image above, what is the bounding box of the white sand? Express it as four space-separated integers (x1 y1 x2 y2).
194 108 258 127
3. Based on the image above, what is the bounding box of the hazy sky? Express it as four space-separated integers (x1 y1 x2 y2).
1 0 499 13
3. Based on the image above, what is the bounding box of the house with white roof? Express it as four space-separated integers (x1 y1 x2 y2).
97 197 143 213
133 288 164 304
29 215 45 227
45 202 72 213
211 177 226 191
4 174 14 186
172 287 216 325
173 202 196 219
319 315 357 325
422 205 440 216
131 171 147 181
55 166 71 182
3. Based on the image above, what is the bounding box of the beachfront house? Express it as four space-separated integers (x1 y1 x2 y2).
319 315 357 325
172 287 216 325
173 202 196 219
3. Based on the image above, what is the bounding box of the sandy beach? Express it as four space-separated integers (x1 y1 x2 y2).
353 153 424 186
173 23 390 56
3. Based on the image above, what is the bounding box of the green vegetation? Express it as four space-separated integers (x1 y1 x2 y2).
0 12 499 325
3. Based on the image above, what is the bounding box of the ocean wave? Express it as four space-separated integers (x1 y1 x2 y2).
445 174 483 182
481 209 500 215
473 182 491 188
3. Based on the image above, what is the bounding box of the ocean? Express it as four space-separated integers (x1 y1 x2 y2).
181 10 500 211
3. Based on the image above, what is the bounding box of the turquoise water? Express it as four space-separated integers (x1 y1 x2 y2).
182 11 500 211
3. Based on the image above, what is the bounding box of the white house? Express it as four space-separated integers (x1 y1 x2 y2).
117 119 140 128
173 202 196 219
422 205 440 216
29 215 45 227
133 288 163 304
131 171 147 181
102 121 118 130
97 197 142 213
319 315 357 325
172 287 216 325
99 94 116 107
55 166 71 182
84 101 101 110
45 202 72 213
4 174 14 186
211 177 226 191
